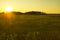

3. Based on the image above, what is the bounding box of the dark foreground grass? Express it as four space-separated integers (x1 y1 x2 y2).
0 14 60 40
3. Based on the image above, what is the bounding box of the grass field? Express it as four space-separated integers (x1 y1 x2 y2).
0 14 60 40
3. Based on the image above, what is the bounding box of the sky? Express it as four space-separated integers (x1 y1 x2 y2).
0 0 60 13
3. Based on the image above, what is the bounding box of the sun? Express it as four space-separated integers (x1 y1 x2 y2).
5 7 13 12
3 7 14 19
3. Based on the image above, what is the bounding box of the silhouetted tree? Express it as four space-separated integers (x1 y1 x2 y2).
25 11 46 15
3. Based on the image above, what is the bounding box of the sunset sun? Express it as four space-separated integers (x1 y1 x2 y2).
3 7 14 19
5 7 13 12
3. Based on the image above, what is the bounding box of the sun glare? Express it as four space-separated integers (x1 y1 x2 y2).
5 7 12 12
3 7 14 19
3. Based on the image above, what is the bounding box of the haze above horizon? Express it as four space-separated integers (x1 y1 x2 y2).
0 0 60 13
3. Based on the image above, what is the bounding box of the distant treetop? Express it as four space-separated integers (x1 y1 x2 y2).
25 11 46 15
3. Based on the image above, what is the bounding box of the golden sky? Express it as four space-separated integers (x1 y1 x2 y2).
0 0 60 13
